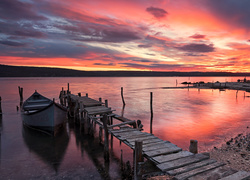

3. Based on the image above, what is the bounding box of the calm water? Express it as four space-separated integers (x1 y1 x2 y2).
0 77 249 179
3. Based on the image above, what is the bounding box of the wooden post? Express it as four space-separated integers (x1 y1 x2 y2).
59 88 64 105
134 141 143 180
103 114 109 161
16 106 19 112
120 149 124 170
150 92 153 134
86 93 88 97
63 91 66 106
99 126 103 143
121 87 126 106
78 92 81 97
0 96 2 115
18 86 23 107
189 139 198 154
105 100 108 107
67 83 70 94
99 97 102 102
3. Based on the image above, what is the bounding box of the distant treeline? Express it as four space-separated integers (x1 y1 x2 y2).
1 64 250 77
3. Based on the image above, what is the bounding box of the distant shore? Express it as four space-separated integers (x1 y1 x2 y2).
1 64 250 77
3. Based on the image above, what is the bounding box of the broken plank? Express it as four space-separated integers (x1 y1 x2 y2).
142 142 178 152
152 151 193 164
157 154 209 172
166 159 217 176
108 121 136 128
219 171 250 180
174 162 225 180
144 146 182 157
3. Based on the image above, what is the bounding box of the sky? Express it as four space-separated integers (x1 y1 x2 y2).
0 0 250 72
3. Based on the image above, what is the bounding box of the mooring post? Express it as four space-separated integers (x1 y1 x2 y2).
120 149 124 170
105 99 108 107
0 96 2 115
86 93 88 97
134 141 143 180
67 83 70 94
63 91 66 106
99 97 102 102
59 88 64 105
121 87 126 106
78 92 81 97
103 114 109 161
99 126 103 143
189 139 198 154
150 92 153 134
18 86 23 107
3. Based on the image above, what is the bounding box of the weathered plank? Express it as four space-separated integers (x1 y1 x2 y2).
219 171 250 180
109 128 136 134
151 151 193 164
142 142 178 152
166 159 217 176
130 138 163 146
118 133 152 141
144 146 182 157
111 130 143 136
125 135 156 143
174 162 225 180
108 120 136 128
157 154 209 171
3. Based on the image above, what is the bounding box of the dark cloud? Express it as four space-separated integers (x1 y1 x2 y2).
138 44 152 48
178 43 215 53
0 0 47 20
93 63 115 66
189 34 206 39
146 7 168 19
0 21 46 38
205 0 250 28
0 40 27 47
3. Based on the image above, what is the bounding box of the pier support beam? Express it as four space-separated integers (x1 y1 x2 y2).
103 114 109 161
134 141 143 180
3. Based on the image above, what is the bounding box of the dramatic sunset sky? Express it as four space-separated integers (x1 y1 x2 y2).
0 0 250 72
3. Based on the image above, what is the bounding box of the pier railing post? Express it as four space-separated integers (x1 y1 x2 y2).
134 141 143 180
105 99 108 107
103 114 109 161
189 139 198 154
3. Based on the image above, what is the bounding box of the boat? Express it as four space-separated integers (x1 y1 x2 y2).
21 91 67 135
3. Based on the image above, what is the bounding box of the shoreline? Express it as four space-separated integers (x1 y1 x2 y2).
209 128 249 172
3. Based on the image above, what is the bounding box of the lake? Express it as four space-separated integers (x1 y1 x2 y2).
0 77 249 179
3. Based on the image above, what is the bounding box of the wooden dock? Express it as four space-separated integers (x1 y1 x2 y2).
60 88 250 180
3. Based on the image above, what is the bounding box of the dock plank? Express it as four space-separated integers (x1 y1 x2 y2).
174 162 225 180
125 135 156 142
166 159 217 176
142 142 178 152
151 151 193 164
111 130 141 136
219 171 250 180
130 138 163 146
157 154 209 171
144 146 182 157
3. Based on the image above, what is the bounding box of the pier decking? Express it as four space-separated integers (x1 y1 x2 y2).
60 89 250 180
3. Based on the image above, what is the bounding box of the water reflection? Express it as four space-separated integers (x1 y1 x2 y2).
22 125 69 172
68 121 132 180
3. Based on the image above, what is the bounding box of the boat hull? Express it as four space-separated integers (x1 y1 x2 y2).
22 103 67 134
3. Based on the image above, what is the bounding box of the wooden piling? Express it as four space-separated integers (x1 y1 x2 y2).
78 92 81 97
134 141 143 180
0 96 2 115
67 83 70 94
99 126 103 143
105 100 108 107
189 139 198 154
86 93 88 97
99 97 102 102
121 87 126 106
103 114 109 161
18 86 23 106
150 92 153 134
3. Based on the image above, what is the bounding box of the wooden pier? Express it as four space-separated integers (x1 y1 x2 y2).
60 87 250 180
